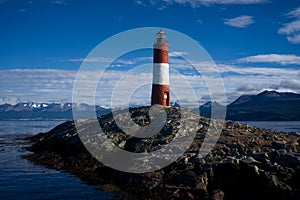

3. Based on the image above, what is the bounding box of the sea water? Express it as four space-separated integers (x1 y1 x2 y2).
0 120 121 199
241 121 300 134
1 119 298 199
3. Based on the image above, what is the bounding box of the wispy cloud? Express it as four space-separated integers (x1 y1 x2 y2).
278 7 300 44
218 64 297 76
278 20 300 35
0 0 8 4
199 0 267 5
66 54 190 68
18 8 29 12
48 0 68 5
66 57 114 63
66 57 135 66
169 51 189 57
224 15 254 28
238 54 300 65
13 0 68 14
149 0 267 8
134 0 146 6
287 33 300 44
286 7 300 18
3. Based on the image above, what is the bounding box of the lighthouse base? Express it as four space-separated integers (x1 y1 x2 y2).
151 84 170 107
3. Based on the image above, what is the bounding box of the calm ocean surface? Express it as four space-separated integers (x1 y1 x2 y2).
0 120 299 199
241 121 300 133
0 120 123 200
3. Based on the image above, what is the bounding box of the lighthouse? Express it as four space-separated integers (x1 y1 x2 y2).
151 29 170 107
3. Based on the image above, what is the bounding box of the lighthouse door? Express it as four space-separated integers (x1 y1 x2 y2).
164 92 170 107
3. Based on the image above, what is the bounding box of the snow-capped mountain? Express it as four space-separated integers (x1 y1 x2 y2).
0 102 110 120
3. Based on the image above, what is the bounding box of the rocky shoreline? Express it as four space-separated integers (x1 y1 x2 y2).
23 107 300 199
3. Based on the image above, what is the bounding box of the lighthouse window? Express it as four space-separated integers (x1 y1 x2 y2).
164 92 170 106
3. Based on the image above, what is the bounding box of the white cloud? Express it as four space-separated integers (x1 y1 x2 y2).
224 15 254 28
278 7 300 44
142 0 267 9
66 57 136 66
286 7 300 18
161 0 267 7
278 20 300 35
169 51 189 57
1 63 299 106
218 63 298 76
202 0 267 4
0 69 76 104
287 33 300 44
238 54 300 65
134 0 147 6
199 0 267 5
67 54 190 69
0 68 211 106
279 79 300 90
197 19 203 24
48 0 68 5
237 84 260 92
213 63 300 102
66 57 113 63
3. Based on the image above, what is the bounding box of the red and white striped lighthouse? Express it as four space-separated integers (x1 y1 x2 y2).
151 29 170 107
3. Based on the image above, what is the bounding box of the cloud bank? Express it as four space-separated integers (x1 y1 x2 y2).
1 61 299 106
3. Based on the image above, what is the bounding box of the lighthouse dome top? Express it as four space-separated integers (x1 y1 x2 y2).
155 29 168 45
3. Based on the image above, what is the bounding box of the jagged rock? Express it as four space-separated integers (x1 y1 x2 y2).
221 156 239 165
208 189 224 200
272 140 286 149
23 106 300 200
251 152 269 163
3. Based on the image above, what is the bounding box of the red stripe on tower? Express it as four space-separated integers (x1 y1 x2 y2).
151 29 170 107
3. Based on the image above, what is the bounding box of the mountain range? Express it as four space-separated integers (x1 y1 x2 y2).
0 102 110 120
200 90 300 121
1 90 299 121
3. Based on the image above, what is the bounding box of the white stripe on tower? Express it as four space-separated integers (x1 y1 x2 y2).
153 63 169 85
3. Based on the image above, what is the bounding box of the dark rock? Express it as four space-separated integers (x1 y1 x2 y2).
207 189 224 200
272 140 286 149
174 170 197 187
251 152 269 163
23 106 300 200
229 142 246 155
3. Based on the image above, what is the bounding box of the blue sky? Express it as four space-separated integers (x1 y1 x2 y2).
0 0 300 106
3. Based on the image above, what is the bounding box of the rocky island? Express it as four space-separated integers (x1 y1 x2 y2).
24 107 300 200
